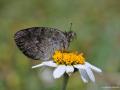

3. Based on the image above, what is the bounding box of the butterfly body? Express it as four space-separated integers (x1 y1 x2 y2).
14 27 76 61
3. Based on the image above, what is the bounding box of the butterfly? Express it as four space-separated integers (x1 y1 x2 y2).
14 27 76 61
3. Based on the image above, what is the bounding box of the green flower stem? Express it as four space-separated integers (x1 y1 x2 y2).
62 73 69 90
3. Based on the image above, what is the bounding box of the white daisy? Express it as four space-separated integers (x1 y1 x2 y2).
32 50 102 83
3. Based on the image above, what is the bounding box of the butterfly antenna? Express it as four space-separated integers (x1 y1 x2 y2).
69 23 73 31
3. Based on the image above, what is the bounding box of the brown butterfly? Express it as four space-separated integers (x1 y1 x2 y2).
14 27 76 61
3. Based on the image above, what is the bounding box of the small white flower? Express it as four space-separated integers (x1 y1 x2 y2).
32 50 102 83
32 61 101 83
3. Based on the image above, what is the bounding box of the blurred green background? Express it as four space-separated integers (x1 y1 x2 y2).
0 0 120 90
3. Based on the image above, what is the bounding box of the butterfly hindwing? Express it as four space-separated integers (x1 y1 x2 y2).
14 27 69 60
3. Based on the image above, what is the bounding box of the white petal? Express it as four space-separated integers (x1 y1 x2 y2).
66 66 74 74
74 64 85 69
32 63 44 68
79 69 88 83
32 61 57 68
53 65 66 79
42 61 58 67
85 67 95 82
85 62 102 73
74 65 89 83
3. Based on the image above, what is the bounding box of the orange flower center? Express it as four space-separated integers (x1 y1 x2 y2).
52 50 85 65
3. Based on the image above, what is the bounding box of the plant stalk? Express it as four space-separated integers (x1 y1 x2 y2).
62 73 69 90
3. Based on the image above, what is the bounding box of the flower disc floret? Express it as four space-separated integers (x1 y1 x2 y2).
52 50 85 65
